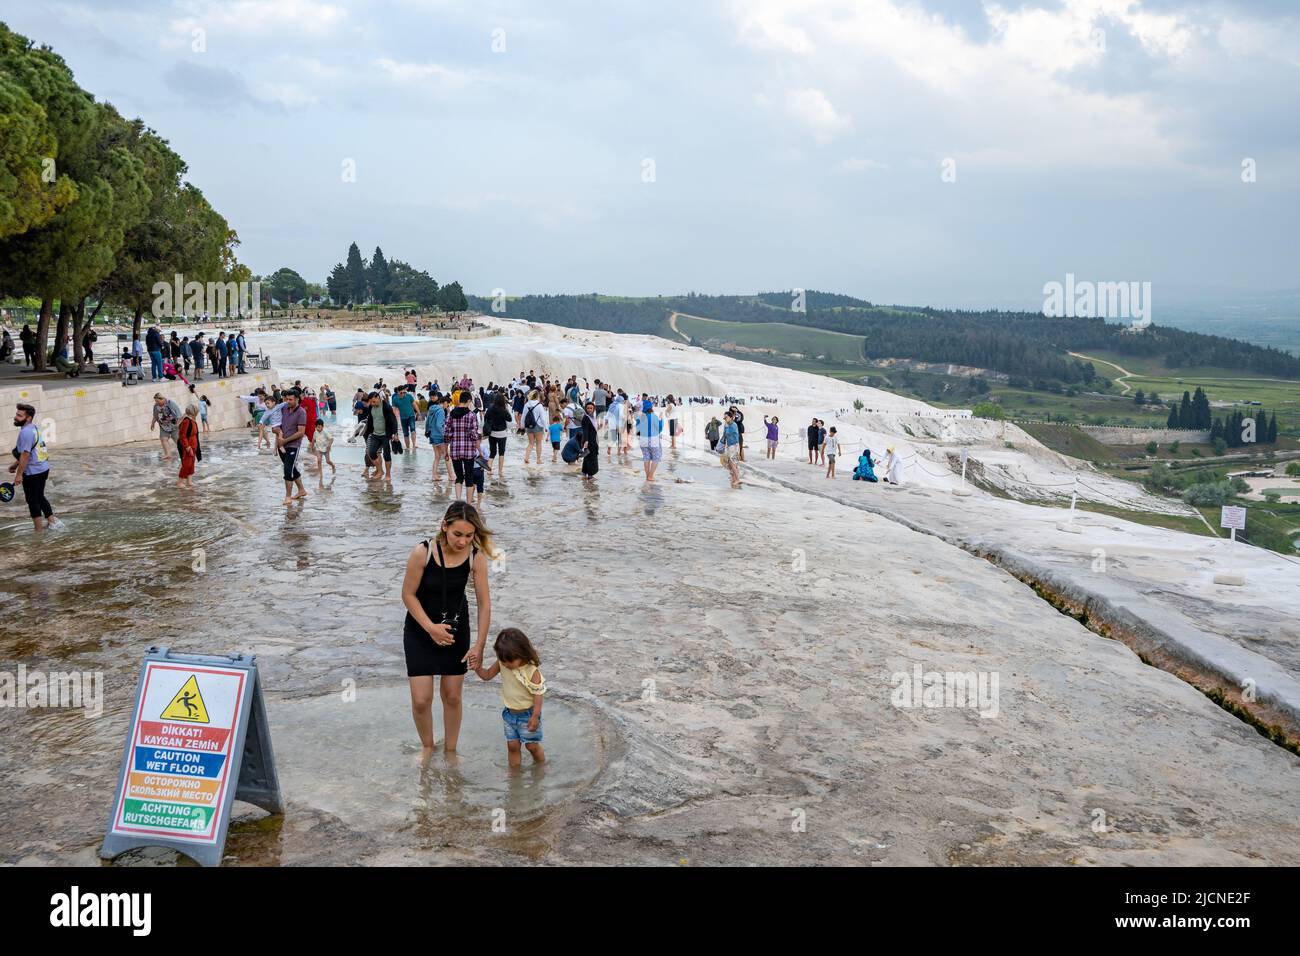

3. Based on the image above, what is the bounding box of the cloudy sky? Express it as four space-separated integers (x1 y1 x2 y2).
3 0 1297 309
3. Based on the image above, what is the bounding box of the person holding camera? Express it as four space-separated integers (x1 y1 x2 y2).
401 501 496 758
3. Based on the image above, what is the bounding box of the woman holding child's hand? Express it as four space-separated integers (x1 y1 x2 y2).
401 501 495 759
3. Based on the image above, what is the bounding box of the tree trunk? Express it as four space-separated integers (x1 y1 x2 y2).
54 300 72 361
34 296 53 371
72 297 87 364
132 304 144 341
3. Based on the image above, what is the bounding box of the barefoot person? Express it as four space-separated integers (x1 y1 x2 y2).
445 391 480 500
276 388 308 503
426 392 453 483
825 426 840 479
361 391 397 481
636 398 664 482
722 410 742 489
473 627 547 767
522 388 547 465
150 393 182 461
482 392 512 479
401 501 494 758
764 415 779 460
311 420 336 477
177 403 200 489
9 403 62 532
580 401 600 481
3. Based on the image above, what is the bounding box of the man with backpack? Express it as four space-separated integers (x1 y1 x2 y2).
705 416 721 453
522 390 547 465
445 390 481 500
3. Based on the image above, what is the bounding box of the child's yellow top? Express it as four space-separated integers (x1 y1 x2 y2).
501 662 546 710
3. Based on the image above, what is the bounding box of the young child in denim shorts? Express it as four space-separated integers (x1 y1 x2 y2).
473 627 546 766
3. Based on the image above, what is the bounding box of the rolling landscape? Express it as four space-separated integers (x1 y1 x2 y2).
470 290 1300 556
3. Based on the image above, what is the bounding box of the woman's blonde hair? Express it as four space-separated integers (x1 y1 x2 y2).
438 500 498 558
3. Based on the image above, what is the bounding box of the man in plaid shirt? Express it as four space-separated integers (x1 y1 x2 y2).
445 391 482 500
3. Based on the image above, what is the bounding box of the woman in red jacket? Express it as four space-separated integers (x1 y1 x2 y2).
177 403 200 489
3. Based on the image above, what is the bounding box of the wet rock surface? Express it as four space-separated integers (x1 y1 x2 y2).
2 434 1298 865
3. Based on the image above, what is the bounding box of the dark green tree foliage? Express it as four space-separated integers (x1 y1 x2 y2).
326 245 450 308
438 280 467 312
368 246 390 304
464 291 1300 382
1167 405 1181 428
1268 413 1278 443
267 266 307 304
1191 387 1212 429
345 242 367 305
1134 389 1145 405
388 259 439 307
0 25 242 365
326 263 348 303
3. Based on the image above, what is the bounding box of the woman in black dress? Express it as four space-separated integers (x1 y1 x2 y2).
401 501 495 758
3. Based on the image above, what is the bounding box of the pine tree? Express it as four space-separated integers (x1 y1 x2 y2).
1180 390 1193 428
1192 387 1211 429
345 242 367 305
1255 409 1268 445
369 246 391 304
1210 417 1222 441
438 280 467 312
1268 412 1278 443
1167 405 1180 428
1134 389 1145 405
326 263 348 304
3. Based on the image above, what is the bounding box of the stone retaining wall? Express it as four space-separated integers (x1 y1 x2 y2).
1078 425 1211 444
0 369 278 448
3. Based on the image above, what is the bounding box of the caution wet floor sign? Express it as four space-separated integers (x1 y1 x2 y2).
158 674 210 723
102 647 282 867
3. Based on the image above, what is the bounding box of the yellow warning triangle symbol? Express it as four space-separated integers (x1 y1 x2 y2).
159 674 209 723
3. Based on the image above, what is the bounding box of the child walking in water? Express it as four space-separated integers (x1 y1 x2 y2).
474 627 546 766
311 419 336 475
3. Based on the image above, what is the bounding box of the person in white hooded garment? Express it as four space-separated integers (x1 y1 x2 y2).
882 446 905 485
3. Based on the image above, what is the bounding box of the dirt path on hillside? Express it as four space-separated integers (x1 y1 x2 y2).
1069 351 1135 394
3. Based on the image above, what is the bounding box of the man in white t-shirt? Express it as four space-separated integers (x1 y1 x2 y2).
825 427 841 479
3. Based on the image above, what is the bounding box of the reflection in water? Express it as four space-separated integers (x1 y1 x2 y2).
0 430 731 864
640 483 665 516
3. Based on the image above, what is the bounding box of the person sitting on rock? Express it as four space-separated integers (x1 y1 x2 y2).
853 448 878 482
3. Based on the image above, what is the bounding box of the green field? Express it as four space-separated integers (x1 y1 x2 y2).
670 313 866 364
659 315 1300 440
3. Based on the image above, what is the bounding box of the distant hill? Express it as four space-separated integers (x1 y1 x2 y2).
467 291 1300 384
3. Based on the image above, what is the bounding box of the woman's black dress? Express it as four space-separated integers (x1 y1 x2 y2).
403 539 475 676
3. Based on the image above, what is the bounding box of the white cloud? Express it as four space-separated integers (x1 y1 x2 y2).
373 57 470 89
729 0 1210 170
782 88 850 143
838 157 887 173
169 0 349 40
